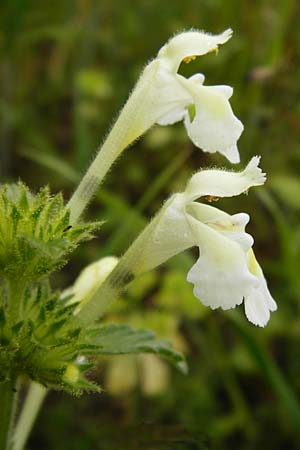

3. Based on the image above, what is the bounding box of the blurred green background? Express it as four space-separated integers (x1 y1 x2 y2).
1 0 300 448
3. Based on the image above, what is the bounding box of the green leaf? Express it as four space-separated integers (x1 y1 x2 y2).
88 324 187 373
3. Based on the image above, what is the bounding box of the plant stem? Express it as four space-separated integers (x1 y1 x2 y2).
0 378 17 450
12 383 47 450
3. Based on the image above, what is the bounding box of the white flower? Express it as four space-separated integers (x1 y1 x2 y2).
120 29 243 162
134 157 276 326
68 29 244 223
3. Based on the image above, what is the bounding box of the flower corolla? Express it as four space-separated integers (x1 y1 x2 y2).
134 157 276 326
129 29 243 162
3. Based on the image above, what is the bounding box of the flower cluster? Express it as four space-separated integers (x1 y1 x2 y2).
0 27 277 402
0 27 278 450
69 28 276 329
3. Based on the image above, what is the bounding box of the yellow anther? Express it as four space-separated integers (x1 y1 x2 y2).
203 195 220 202
183 55 197 64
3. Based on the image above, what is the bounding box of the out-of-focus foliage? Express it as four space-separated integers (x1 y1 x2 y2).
1 0 300 449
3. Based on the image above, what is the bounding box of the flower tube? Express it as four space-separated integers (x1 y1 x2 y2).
68 29 243 223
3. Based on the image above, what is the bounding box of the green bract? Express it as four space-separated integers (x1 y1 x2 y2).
0 283 98 394
0 183 99 282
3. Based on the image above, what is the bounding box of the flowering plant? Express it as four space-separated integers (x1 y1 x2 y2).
0 29 275 450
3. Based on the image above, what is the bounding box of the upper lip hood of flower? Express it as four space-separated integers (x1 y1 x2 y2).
184 156 266 202
158 29 233 72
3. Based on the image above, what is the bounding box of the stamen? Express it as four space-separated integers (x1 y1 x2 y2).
183 55 197 64
203 195 220 202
